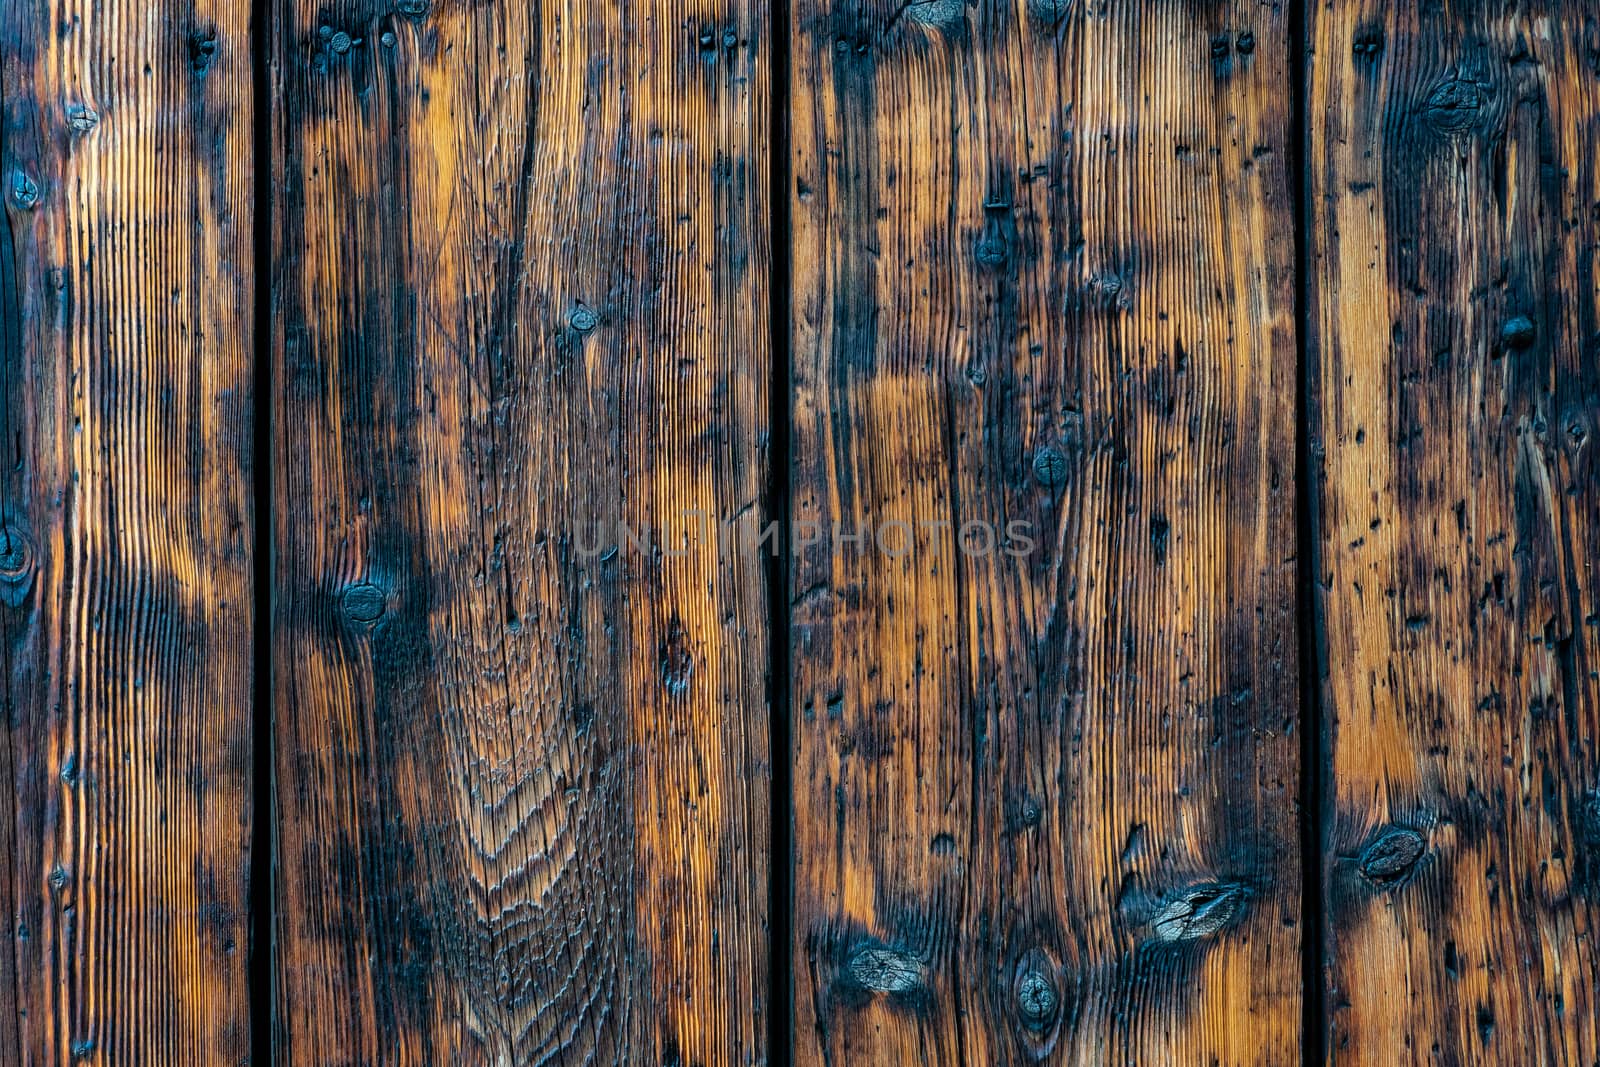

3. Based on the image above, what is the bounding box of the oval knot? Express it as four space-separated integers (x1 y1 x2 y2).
1358 826 1427 886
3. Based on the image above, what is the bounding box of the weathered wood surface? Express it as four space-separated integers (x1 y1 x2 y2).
271 0 771 1062
0 0 257 1063
789 1 1303 1063
1309 3 1600 1063
3 0 1599 1061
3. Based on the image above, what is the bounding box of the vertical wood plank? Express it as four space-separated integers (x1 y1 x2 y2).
270 0 771 1063
789 1 1302 1063
1310 3 1600 1062
0 0 256 1062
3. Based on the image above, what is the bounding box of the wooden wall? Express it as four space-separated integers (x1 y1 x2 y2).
0 0 1594 1063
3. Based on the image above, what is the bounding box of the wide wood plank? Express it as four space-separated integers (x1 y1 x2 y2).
789 1 1302 1062
0 0 256 1062
1309 3 1600 1062
271 1 772 1063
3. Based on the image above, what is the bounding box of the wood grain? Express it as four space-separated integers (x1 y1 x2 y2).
270 0 771 1063
1309 3 1600 1062
788 1 1303 1063
0 0 256 1062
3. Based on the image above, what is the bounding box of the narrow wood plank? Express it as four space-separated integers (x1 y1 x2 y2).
789 2 1302 1063
1310 3 1600 1062
0 0 255 1062
271 0 771 1063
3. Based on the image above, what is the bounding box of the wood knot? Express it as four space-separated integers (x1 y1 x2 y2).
1236 31 1255 55
10 171 39 210
395 0 430 18
1012 952 1060 1031
66 105 99 133
1149 512 1170 565
1358 825 1426 886
1005 792 1043 835
660 616 693 697
974 235 1009 268
902 0 966 29
1150 882 1245 943
1032 445 1068 488
0 526 36 606
1086 269 1131 311
1500 316 1536 351
189 32 218 76
1422 70 1493 134
0 527 34 577
845 943 926 994
1562 409 1590 449
339 581 388 625
568 304 600 333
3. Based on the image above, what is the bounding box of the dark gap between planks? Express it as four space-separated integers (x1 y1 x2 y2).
766 0 797 1060
250 0 275 1060
1288 0 1329 1061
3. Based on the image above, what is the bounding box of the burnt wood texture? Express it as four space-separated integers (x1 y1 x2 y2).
789 1 1302 1063
4 0 1599 1062
1309 3 1600 1064
270 0 771 1063
0 0 256 1063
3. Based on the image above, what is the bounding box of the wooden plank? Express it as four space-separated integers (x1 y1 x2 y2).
1309 4 1600 1062
0 0 256 1062
270 0 771 1063
789 1 1302 1062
